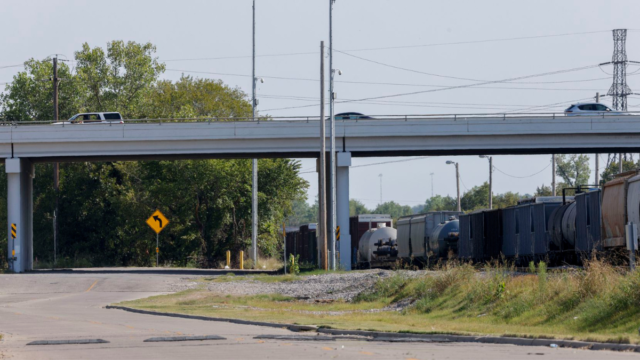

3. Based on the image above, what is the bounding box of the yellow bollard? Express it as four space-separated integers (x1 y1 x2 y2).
226 250 231 268
240 251 244 270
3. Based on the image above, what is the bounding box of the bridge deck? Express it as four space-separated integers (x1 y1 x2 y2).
1 115 638 162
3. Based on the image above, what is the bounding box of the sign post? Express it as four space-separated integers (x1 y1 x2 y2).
10 223 16 271
282 222 286 274
626 222 638 272
146 210 170 267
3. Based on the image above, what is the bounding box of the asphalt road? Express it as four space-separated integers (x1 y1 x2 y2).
0 271 637 360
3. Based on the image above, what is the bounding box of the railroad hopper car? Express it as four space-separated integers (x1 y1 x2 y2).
350 214 393 268
285 223 318 264
601 170 640 248
458 193 601 265
396 211 463 264
548 191 601 263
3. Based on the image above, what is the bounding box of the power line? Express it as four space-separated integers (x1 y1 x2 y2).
327 64 601 106
493 163 551 179
165 68 317 82
262 65 600 112
506 97 593 113
169 68 611 93
342 30 611 53
260 94 542 109
335 49 611 85
0 64 23 70
299 156 430 174
159 30 609 63
161 51 317 62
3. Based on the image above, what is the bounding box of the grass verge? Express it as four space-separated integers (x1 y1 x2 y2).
118 258 640 344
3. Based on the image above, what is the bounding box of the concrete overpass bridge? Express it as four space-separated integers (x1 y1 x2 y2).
4 113 640 272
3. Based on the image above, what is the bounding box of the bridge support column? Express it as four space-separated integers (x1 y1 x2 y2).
337 152 351 270
6 158 34 273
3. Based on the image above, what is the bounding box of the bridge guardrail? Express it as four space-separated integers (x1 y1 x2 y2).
0 112 638 126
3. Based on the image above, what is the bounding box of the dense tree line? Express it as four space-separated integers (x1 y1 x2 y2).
0 41 307 268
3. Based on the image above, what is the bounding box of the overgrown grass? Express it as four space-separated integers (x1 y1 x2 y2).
120 258 640 344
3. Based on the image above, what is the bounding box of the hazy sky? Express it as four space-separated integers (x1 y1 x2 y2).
2 0 640 209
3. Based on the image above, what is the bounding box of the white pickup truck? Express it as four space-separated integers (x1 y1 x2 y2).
55 112 124 124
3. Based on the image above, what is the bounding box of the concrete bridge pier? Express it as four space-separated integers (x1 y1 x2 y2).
6 158 34 273
337 152 351 270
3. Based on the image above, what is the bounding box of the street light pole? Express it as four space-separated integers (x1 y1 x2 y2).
455 163 461 212
53 56 59 266
319 41 328 271
552 155 556 196
379 174 383 205
446 161 461 212
329 0 337 270
251 0 258 267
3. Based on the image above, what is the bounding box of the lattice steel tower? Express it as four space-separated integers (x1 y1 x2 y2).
606 29 633 111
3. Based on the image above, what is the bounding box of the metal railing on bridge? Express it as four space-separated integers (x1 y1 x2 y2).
1 111 638 126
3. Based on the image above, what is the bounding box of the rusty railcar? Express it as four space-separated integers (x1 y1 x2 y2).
602 170 640 248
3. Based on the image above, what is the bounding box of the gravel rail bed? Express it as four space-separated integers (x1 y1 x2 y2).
206 270 426 302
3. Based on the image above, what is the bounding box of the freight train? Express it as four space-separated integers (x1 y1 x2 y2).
285 170 640 269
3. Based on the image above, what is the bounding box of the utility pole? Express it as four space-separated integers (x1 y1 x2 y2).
319 41 328 271
455 163 460 212
489 157 493 209
620 155 624 174
328 0 337 270
430 173 434 198
595 93 600 185
595 154 600 186
251 0 258 268
52 56 60 266
552 155 556 196
446 161 461 212
480 156 492 209
378 174 383 205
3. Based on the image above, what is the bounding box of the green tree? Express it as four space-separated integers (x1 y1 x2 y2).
372 201 412 219
461 182 490 211
350 199 370 216
555 154 590 189
286 198 318 228
1 58 82 121
142 76 251 119
493 192 522 209
534 184 553 196
600 158 639 184
75 40 165 118
424 195 457 212
0 41 309 269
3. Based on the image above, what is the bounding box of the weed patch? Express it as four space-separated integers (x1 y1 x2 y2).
120 259 640 343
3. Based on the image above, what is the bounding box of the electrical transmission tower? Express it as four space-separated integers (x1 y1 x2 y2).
604 29 633 111
600 29 640 173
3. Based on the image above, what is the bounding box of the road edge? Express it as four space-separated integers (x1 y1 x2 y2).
105 305 640 352
104 305 315 332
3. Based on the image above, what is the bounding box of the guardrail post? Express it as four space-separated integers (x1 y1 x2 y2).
240 250 244 270
226 250 230 268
